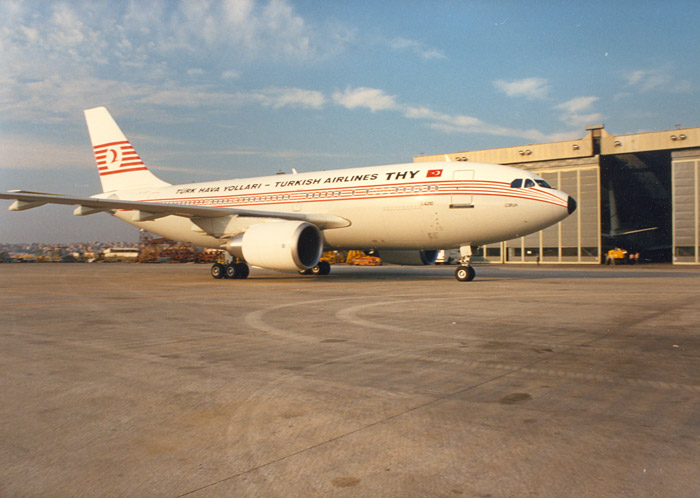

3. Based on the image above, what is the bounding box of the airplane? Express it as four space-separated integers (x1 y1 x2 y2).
1 107 576 281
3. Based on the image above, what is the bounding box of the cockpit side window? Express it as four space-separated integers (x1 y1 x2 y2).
510 179 523 188
535 179 552 188
524 179 535 188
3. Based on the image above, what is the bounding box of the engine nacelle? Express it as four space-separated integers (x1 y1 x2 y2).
226 221 323 271
377 249 438 266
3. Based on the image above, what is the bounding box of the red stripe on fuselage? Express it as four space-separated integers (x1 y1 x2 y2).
141 179 568 210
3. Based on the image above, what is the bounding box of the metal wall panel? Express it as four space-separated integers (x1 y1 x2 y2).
672 159 699 263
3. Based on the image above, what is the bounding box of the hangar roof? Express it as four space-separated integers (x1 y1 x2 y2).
414 125 700 165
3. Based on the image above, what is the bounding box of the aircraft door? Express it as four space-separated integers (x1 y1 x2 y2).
450 170 475 208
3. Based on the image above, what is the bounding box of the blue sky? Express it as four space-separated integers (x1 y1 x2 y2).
2 0 699 243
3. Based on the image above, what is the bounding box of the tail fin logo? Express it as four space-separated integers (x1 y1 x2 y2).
105 146 121 171
94 141 147 176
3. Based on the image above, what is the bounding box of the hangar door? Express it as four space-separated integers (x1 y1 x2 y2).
673 150 700 264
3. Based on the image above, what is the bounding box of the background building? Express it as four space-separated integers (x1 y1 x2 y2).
415 125 700 264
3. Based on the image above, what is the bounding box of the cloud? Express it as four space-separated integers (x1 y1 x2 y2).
334 87 557 142
494 77 550 100
221 70 241 80
0 0 336 82
0 135 91 170
125 0 321 61
0 0 356 122
555 96 598 114
555 96 603 127
187 68 205 77
139 84 326 110
253 87 326 109
626 69 671 93
623 66 693 94
0 70 325 120
332 87 400 112
388 37 447 60
404 106 482 131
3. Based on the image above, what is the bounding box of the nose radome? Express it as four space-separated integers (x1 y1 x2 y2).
568 196 577 214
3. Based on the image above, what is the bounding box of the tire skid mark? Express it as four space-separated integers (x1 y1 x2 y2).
335 297 465 338
244 293 456 341
244 297 352 343
335 301 408 332
245 294 700 393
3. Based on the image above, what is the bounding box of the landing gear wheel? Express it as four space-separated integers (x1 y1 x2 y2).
455 265 476 282
211 263 226 279
223 262 250 279
310 261 331 276
235 262 250 279
224 264 236 279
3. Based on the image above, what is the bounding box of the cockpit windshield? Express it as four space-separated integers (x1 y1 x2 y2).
510 178 553 189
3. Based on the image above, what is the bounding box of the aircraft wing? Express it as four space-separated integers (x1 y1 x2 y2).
0 191 350 230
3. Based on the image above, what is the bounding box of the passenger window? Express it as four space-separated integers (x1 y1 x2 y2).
510 179 523 188
524 179 535 188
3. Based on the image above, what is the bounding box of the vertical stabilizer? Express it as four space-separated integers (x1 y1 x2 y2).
84 107 170 193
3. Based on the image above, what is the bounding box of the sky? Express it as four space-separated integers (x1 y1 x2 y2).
2 0 699 243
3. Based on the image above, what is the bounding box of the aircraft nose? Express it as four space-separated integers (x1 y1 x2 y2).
568 196 577 215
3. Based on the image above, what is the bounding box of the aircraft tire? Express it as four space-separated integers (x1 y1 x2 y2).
311 261 331 276
224 264 236 279
455 265 476 282
222 263 250 279
211 263 226 279
235 263 250 279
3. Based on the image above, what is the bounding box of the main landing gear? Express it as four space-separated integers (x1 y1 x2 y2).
211 262 249 279
455 245 476 282
211 261 331 279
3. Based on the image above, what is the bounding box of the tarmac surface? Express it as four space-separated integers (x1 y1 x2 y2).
1 262 699 498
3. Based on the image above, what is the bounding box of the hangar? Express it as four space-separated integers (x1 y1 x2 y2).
415 125 700 265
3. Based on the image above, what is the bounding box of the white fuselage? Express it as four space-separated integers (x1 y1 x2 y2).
110 161 573 251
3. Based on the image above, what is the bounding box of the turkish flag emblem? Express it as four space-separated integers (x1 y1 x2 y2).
427 169 443 177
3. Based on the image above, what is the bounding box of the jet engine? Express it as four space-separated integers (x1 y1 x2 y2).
225 221 323 271
377 249 438 266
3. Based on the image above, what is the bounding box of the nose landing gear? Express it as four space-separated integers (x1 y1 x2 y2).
455 245 476 282
455 265 476 282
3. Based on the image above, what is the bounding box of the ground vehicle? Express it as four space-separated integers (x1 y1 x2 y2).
605 247 627 265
